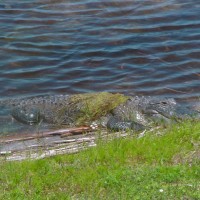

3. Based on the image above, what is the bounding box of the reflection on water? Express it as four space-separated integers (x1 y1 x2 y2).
0 0 200 101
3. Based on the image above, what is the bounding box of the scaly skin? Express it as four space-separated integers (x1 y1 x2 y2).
1 93 200 131
107 96 200 131
0 95 73 125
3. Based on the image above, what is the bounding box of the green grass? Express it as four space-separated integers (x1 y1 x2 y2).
0 121 199 199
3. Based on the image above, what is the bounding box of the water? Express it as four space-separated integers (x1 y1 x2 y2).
0 0 200 101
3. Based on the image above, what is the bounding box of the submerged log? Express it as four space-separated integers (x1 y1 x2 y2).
0 122 137 161
0 129 131 161
0 126 91 143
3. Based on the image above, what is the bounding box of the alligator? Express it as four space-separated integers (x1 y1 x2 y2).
0 92 200 132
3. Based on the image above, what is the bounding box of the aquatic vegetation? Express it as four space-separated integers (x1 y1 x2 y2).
70 92 129 124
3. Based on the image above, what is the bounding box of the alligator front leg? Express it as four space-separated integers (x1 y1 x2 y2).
106 116 146 132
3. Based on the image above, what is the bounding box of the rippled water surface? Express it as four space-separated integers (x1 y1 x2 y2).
1 0 200 101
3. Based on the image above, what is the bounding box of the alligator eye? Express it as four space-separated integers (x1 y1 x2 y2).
161 101 167 104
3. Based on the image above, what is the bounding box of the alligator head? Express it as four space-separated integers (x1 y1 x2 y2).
111 96 184 128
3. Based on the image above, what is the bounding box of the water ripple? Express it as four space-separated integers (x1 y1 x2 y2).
0 0 200 101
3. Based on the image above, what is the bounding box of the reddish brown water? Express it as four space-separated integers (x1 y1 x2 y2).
0 0 200 101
